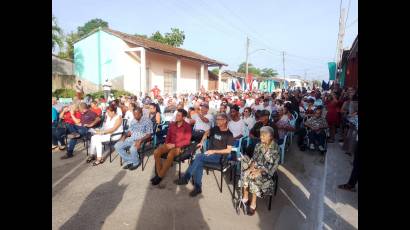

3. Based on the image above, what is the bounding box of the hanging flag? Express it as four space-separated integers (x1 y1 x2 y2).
246 73 253 91
231 79 236 91
328 62 336 80
236 79 242 90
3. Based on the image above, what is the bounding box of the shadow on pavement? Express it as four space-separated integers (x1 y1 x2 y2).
59 171 128 230
134 161 209 230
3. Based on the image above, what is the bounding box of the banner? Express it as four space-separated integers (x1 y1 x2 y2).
328 62 336 80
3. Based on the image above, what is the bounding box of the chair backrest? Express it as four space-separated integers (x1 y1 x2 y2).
122 118 128 130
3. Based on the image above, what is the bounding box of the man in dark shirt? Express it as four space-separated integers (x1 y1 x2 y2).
62 103 100 159
175 113 233 197
151 109 192 185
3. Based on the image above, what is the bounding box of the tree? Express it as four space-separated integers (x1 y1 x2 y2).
260 68 279 78
58 32 79 60
237 62 261 76
77 18 108 37
211 68 219 75
150 31 166 43
59 19 108 59
144 28 185 47
52 15 64 52
163 28 185 47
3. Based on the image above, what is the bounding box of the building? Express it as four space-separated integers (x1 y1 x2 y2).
73 27 227 95
338 36 358 89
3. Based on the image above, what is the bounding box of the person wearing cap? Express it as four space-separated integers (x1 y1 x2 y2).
103 79 112 100
190 103 214 142
175 113 233 197
238 126 280 216
75 80 84 100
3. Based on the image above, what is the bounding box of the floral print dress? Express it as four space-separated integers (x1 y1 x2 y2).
238 141 280 197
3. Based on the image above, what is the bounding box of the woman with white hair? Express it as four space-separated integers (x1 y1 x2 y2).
238 126 280 216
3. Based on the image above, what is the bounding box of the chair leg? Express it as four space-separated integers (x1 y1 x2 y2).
220 171 223 193
274 176 279 196
178 162 181 180
233 170 236 200
120 157 123 166
268 195 272 211
109 144 112 163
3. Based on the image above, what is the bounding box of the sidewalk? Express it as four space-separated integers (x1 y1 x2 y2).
321 139 358 230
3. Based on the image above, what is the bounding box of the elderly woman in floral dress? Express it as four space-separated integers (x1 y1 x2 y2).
238 126 280 216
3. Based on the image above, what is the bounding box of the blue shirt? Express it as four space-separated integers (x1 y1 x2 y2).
52 107 58 123
127 117 154 141
314 99 323 107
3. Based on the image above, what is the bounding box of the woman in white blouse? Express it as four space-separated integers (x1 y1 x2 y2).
88 104 123 166
242 107 256 136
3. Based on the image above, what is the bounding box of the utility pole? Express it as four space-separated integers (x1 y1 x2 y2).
245 36 250 82
282 51 286 88
335 7 346 82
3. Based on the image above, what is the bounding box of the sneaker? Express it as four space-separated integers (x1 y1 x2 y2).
189 187 202 197
68 133 81 139
128 162 141 171
318 145 325 151
309 143 315 150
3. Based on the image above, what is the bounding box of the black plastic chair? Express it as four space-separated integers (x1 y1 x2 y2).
159 142 197 179
102 132 125 163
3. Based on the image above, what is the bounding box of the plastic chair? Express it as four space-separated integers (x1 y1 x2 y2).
278 134 288 164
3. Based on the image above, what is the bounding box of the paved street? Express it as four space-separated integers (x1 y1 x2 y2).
52 137 357 230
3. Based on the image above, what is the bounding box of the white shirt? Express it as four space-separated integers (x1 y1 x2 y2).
103 81 112 91
228 119 245 138
124 110 134 122
192 113 213 131
243 115 256 127
116 107 123 117
103 114 123 134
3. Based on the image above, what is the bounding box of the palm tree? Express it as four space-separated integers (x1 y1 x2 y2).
52 15 64 52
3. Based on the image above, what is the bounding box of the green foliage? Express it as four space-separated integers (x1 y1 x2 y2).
89 90 134 99
52 15 64 52
211 68 219 75
237 62 261 76
77 18 108 37
238 62 279 78
260 68 279 78
59 19 108 60
58 32 79 60
52 88 76 98
139 28 186 47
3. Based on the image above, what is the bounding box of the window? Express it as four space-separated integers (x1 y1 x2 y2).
164 71 177 95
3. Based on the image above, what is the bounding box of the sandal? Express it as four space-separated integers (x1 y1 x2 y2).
52 145 58 150
59 146 66 150
86 155 96 163
92 159 104 166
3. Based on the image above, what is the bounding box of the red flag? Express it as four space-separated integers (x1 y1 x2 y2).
246 74 253 91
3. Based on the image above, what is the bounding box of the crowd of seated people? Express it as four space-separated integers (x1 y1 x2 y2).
52 82 358 211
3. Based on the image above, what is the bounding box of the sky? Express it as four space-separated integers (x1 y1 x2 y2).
52 0 357 81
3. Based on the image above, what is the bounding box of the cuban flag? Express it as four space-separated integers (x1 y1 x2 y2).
236 79 242 90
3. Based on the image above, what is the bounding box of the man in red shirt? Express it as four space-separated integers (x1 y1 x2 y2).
151 85 161 99
151 109 192 185
90 101 102 116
